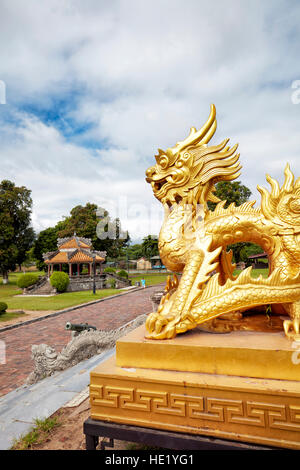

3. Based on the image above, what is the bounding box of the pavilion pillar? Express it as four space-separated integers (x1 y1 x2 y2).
89 263 92 276
69 264 72 277
77 263 80 276
59 264 62 271
48 265 50 278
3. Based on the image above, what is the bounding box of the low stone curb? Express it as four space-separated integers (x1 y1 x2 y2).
0 284 159 334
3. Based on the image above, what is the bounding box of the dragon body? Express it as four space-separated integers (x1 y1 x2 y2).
145 104 300 340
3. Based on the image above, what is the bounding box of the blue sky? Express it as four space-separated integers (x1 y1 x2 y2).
0 0 299 240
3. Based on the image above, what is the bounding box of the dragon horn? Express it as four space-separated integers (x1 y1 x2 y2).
170 104 217 155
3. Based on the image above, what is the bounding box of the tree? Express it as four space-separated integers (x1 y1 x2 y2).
126 243 144 260
141 235 159 259
33 226 61 271
15 226 36 270
33 203 130 268
207 181 262 264
207 181 252 211
57 203 130 258
0 180 33 283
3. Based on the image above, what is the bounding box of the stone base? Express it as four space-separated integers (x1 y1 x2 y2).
89 326 300 449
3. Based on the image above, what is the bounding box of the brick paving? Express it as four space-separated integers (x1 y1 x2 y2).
0 286 161 397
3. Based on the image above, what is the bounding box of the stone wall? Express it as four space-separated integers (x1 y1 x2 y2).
105 273 132 289
66 273 132 291
66 275 107 292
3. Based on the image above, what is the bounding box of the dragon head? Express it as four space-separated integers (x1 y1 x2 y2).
146 104 242 207
258 164 300 231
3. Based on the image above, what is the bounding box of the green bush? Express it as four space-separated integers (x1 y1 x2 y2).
16 274 39 289
104 267 116 273
107 278 116 288
117 270 128 279
50 272 69 293
0 302 8 314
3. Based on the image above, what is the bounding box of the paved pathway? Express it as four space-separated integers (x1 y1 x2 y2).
0 349 115 449
0 286 160 397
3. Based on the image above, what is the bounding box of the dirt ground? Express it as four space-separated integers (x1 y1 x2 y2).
27 398 134 451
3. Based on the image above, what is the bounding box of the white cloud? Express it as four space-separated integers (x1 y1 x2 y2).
0 0 299 239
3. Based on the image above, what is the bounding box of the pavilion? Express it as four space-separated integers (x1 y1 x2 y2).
43 234 106 278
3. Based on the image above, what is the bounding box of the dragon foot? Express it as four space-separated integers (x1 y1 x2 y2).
283 302 300 341
145 310 197 340
145 311 178 339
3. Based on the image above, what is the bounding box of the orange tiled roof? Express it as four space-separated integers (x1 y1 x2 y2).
44 239 105 263
59 239 91 249
69 250 94 262
95 255 105 261
45 252 69 264
58 234 92 250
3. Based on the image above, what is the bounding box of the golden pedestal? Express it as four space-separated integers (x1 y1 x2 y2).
90 326 300 449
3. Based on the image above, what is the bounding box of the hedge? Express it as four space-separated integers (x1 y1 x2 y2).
16 273 39 289
0 302 8 314
117 270 128 279
50 272 70 293
104 267 116 273
107 278 116 288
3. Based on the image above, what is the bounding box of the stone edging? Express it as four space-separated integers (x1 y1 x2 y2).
0 285 159 333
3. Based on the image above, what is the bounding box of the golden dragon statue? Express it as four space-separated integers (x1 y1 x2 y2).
145 104 300 341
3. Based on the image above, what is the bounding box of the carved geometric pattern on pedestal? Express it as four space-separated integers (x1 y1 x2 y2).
90 384 300 433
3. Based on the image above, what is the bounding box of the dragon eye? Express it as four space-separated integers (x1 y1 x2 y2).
159 156 169 169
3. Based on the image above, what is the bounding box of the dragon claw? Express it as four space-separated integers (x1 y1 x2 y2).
284 317 300 341
145 311 178 339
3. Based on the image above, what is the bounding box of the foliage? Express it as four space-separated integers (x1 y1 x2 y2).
239 243 265 264
57 204 130 258
11 416 61 450
125 243 144 260
141 235 159 259
107 278 116 288
207 181 252 211
0 302 8 313
0 180 34 282
207 181 262 263
16 273 39 289
15 227 36 269
117 270 128 278
104 267 116 273
33 226 62 271
33 203 130 269
50 272 69 293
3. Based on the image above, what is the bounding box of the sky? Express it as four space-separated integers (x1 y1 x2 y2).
0 0 300 242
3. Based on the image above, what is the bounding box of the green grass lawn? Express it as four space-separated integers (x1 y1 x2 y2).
0 288 120 313
129 272 171 286
233 268 269 278
0 271 120 312
0 271 169 313
0 268 269 315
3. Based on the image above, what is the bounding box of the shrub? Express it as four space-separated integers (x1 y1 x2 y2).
117 270 128 279
104 267 116 273
0 302 8 314
107 278 116 288
50 272 69 293
17 274 39 289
